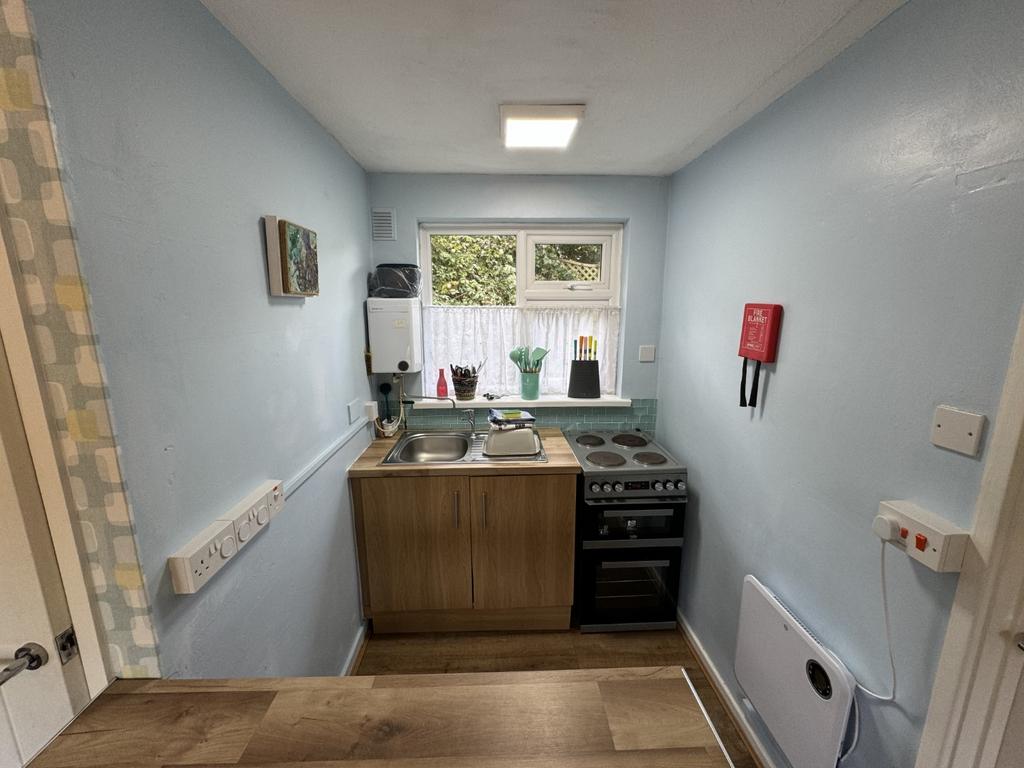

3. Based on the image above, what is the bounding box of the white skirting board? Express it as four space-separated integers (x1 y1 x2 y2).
677 609 780 768
341 621 368 676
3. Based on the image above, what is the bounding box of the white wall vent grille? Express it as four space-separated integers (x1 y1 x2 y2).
371 208 396 241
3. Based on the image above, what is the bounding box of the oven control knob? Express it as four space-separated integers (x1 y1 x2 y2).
653 481 664 491
590 482 601 493
613 482 624 492
601 483 613 493
665 480 677 491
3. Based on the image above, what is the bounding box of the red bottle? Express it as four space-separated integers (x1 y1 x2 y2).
436 368 448 398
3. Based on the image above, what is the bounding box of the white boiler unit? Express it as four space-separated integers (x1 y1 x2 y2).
735 575 855 768
367 297 423 374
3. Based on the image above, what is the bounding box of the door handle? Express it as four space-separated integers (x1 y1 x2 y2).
452 490 460 528
481 493 488 528
0 643 49 687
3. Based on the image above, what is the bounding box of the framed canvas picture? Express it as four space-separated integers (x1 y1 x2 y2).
264 215 319 297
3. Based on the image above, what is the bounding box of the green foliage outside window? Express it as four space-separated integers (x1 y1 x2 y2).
430 234 516 306
534 243 602 282
430 235 603 306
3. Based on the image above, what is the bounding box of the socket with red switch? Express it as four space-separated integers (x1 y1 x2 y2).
877 501 969 572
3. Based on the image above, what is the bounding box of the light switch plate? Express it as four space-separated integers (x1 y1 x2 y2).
638 345 656 363
931 405 986 456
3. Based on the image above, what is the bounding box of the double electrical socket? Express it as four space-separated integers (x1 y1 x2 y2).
168 479 284 594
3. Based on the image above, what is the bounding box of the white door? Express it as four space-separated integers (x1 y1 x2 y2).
996 671 1024 767
0 333 91 765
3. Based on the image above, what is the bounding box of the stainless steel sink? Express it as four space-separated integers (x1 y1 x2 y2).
382 431 548 464
387 432 471 463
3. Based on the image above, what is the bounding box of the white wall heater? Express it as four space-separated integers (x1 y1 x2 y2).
735 575 856 768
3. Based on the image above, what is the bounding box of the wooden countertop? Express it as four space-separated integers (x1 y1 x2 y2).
348 427 581 478
32 666 730 767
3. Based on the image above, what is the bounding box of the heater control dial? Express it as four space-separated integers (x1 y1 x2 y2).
613 482 624 492
602 483 613 493
653 481 664 491
590 482 601 493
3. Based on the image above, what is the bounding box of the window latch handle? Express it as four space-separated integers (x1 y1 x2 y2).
568 284 594 291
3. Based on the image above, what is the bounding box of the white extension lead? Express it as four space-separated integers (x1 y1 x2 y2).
839 535 899 762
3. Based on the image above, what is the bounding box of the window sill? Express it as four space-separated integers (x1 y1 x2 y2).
410 395 633 410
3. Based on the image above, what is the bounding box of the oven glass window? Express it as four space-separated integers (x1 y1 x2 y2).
577 548 680 626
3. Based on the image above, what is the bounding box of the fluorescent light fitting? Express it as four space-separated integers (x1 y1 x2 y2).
500 104 585 149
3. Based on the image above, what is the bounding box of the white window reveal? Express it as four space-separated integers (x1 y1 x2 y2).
419 226 622 397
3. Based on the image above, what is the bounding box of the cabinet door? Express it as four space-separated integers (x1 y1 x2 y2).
470 475 576 609
359 476 472 612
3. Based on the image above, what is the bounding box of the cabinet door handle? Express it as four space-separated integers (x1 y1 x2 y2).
481 493 488 528
452 491 460 528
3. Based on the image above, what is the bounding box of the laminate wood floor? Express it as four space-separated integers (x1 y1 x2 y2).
355 629 758 768
30 667 732 768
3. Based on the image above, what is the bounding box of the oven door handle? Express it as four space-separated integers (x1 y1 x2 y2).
600 560 670 569
599 509 675 518
583 538 684 549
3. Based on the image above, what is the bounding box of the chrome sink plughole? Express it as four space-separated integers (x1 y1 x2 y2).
382 431 547 464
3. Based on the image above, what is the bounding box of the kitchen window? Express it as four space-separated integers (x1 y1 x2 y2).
419 225 622 397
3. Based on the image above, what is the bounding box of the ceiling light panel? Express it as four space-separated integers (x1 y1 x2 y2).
500 104 585 149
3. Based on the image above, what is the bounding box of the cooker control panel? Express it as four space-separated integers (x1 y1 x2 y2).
585 473 687 501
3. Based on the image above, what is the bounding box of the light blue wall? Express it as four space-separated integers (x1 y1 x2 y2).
368 173 669 398
658 0 1024 765
31 0 373 677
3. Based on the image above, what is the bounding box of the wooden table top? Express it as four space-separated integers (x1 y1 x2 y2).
348 427 581 478
31 666 730 768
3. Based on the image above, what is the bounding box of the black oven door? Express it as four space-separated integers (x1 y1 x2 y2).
576 545 681 630
579 500 684 541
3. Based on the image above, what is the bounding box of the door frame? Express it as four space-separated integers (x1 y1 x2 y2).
0 226 108 697
915 303 1024 768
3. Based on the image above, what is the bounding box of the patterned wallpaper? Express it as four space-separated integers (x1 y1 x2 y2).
0 0 159 677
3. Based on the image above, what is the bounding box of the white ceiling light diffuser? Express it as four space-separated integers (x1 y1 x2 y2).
500 104 585 149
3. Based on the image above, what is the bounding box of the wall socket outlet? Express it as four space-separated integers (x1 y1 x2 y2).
638 345 657 362
877 500 970 572
168 479 283 594
347 398 364 424
167 519 236 594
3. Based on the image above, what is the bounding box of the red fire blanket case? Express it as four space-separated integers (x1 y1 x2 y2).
738 303 782 407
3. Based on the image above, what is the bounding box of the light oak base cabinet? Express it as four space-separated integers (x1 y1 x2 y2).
352 473 576 633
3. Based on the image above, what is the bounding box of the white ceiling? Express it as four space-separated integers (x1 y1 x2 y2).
203 0 903 176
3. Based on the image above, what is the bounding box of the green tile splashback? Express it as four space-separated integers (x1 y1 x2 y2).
400 398 657 433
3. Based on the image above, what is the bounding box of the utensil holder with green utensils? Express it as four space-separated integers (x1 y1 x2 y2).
520 372 540 400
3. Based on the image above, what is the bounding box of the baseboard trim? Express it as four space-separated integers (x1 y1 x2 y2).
677 609 778 768
341 621 368 676
371 606 571 633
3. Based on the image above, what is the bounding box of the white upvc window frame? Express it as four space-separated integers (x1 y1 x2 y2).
419 224 622 308
523 229 620 304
